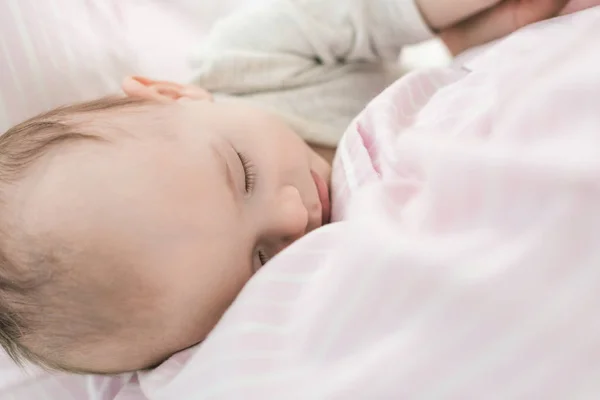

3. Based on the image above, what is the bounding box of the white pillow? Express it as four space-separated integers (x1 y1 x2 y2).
0 0 139 132
125 0 271 81
0 0 267 131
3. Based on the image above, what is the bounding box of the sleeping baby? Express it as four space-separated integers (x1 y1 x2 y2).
0 0 569 374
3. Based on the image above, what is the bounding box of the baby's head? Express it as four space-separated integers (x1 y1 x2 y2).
0 77 330 374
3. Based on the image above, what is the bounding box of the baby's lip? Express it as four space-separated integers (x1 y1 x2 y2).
311 170 331 225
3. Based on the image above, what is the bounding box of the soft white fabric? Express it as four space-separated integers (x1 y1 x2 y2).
192 0 433 147
0 0 264 132
139 8 600 399
125 0 271 81
0 0 138 133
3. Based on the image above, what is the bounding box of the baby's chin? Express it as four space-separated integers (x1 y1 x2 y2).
308 146 334 187
310 144 336 166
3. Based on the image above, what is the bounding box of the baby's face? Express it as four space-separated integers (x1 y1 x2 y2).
21 98 330 373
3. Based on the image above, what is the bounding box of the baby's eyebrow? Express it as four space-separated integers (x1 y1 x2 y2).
210 141 237 203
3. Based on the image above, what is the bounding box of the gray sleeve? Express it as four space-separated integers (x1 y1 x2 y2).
191 0 433 94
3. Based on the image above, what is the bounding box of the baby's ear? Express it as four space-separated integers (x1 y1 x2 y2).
122 76 213 103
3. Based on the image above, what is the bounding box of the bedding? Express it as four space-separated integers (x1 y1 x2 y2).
0 0 267 133
137 7 600 399
0 0 136 134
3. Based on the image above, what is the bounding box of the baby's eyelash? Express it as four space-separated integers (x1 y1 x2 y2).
237 151 256 193
258 250 270 266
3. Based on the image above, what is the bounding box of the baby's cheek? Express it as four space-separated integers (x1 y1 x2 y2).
189 262 251 337
310 145 335 166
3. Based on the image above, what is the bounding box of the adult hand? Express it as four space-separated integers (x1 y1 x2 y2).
438 0 571 55
560 0 600 14
417 0 500 31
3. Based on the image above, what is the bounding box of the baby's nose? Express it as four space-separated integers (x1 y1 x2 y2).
267 185 308 249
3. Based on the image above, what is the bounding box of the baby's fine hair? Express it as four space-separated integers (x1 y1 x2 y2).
0 96 150 372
